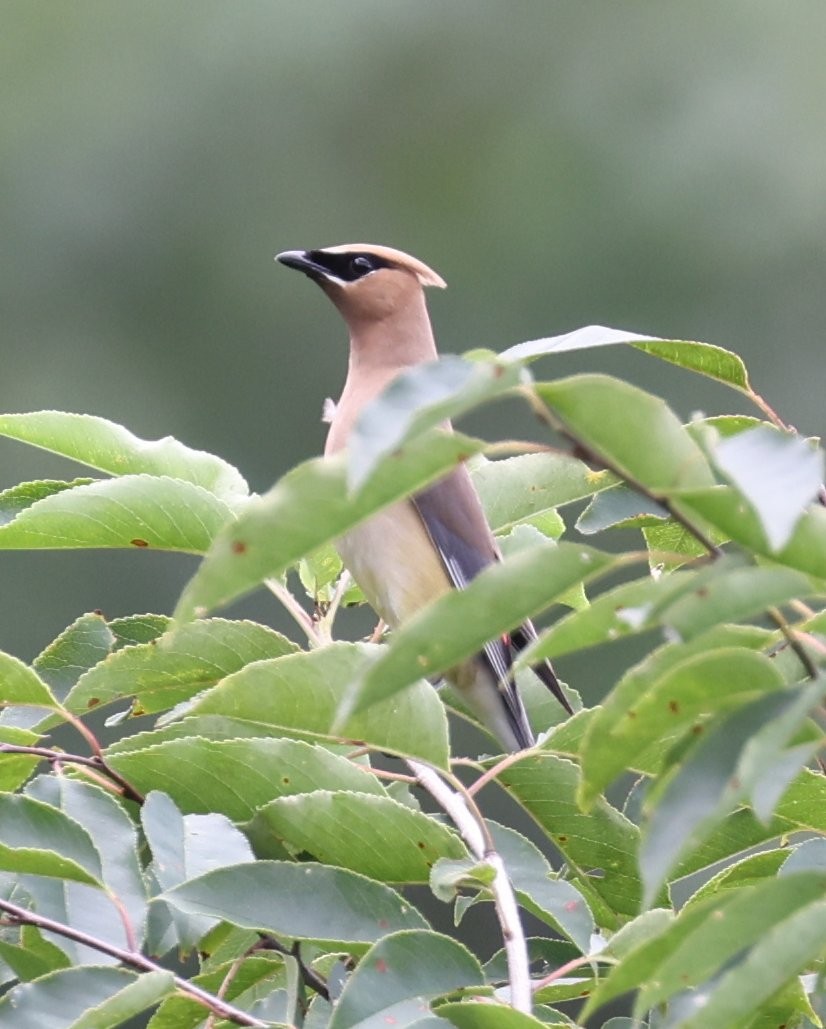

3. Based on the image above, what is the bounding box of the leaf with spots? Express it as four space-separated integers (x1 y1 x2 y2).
580 647 785 809
328 929 483 1029
249 790 466 883
65 618 297 716
496 753 642 922
108 736 386 821
0 474 236 553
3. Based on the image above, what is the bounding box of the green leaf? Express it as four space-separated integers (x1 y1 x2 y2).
0 410 248 500
0 474 235 553
163 860 428 949
344 542 612 720
346 355 526 490
175 429 486 621
328 929 483 1029
684 850 789 908
297 542 345 603
580 648 785 807
640 681 826 905
182 643 450 767
142 790 254 951
520 569 698 663
27 777 147 947
680 485 826 578
582 872 826 1018
673 769 826 885
0 653 58 709
577 484 668 534
631 339 751 391
436 1002 558 1028
110 736 385 820
536 375 715 492
713 425 824 551
108 613 172 647
0 925 70 981
0 726 41 791
471 452 611 534
503 328 752 393
65 618 297 717
642 519 719 571
781 836 826 876
0 966 174 1029
487 821 594 953
0 793 102 885
501 324 660 363
251 790 466 883
497 754 642 921
656 565 816 642
33 613 116 703
0 479 94 523
147 954 286 1029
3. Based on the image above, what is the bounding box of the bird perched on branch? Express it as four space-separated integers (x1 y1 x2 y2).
276 243 573 751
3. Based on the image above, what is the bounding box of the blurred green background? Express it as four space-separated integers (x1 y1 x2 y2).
3 0 825 682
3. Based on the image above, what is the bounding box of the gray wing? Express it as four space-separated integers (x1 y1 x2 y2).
412 466 573 722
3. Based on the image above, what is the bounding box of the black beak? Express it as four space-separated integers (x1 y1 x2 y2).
275 249 327 280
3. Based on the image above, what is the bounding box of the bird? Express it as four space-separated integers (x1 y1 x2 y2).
276 243 573 751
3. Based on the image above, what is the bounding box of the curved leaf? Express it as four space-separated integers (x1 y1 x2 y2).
163 860 428 949
65 618 297 716
109 736 386 820
0 966 174 1029
175 430 486 621
0 794 102 886
343 541 612 720
580 648 785 806
713 424 824 551
536 375 715 493
347 356 526 490
328 929 483 1029
0 411 248 500
501 328 751 394
0 474 235 553
251 791 466 883
183 643 450 767
497 754 642 921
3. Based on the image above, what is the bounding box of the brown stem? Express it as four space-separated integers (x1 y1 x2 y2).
768 607 820 680
0 744 144 804
257 935 330 1001
0 898 267 1027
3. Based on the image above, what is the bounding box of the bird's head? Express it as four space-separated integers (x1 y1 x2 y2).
276 243 445 325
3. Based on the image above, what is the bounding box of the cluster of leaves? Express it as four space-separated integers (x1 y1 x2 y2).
0 326 825 1028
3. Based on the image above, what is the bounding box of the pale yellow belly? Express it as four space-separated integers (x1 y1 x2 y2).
336 500 452 627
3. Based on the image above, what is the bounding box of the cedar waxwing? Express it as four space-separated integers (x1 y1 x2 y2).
276 243 573 751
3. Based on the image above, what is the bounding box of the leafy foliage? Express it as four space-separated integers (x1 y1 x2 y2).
0 330 824 1027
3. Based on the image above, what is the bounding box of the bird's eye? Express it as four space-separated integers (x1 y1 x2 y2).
350 255 374 276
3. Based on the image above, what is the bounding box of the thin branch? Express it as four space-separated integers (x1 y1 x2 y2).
0 744 144 804
257 935 330 1002
523 385 723 558
314 569 353 644
747 389 788 431
768 607 820 680
465 749 532 798
264 577 321 646
406 759 532 1015
530 952 602 992
0 897 267 1028
204 950 247 1029
482 439 559 458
